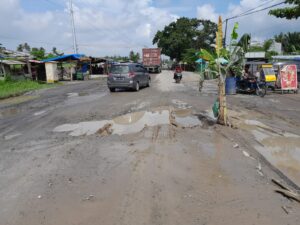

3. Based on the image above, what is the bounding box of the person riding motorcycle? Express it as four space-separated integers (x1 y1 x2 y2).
174 66 183 81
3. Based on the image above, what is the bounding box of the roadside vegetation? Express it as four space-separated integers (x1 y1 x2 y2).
0 78 53 99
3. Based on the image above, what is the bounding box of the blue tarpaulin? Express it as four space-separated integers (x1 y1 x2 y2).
43 54 85 62
195 58 204 63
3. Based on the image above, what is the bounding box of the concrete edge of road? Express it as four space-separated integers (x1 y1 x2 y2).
219 127 300 192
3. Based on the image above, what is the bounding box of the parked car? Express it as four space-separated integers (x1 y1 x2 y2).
107 63 151 92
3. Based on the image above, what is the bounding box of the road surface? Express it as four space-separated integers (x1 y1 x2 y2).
0 71 299 225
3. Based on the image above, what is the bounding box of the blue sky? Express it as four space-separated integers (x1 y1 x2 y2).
21 0 240 17
1 0 299 56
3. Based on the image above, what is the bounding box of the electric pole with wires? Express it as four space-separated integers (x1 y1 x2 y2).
69 0 78 54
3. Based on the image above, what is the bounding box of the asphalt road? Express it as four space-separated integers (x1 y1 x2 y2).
0 71 299 225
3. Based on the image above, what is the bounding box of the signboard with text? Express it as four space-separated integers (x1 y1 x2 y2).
280 64 298 90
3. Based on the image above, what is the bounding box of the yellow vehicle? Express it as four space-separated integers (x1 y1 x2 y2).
259 64 276 88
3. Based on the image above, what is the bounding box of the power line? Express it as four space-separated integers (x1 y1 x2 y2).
228 0 276 20
232 1 285 19
224 1 286 44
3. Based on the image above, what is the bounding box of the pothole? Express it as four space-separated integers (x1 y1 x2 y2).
53 108 215 137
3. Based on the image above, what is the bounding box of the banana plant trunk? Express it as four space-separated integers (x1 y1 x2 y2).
218 78 227 125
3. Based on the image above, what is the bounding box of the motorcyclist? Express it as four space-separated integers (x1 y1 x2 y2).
174 65 182 80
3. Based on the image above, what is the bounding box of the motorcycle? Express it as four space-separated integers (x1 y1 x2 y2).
174 72 182 83
236 77 267 97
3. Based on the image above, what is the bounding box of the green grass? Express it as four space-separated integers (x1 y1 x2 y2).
0 80 54 99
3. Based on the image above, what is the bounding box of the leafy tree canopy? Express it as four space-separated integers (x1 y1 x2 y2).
269 0 300 19
129 50 140 63
274 32 300 53
153 17 217 61
16 43 65 60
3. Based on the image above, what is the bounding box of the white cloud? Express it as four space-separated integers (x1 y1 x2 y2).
0 0 177 56
1 0 299 56
197 4 218 23
197 0 300 44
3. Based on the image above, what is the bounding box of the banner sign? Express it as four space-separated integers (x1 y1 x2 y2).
280 64 298 90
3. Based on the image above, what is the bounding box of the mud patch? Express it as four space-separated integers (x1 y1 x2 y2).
172 99 192 109
53 108 207 137
0 107 20 118
241 119 300 187
0 95 38 105
66 92 107 105
172 109 202 128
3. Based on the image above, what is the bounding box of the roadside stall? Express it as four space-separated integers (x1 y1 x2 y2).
89 57 111 79
0 60 26 80
274 64 298 94
43 54 88 81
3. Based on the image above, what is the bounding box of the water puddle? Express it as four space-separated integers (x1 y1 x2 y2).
242 119 300 187
172 109 202 128
172 99 192 109
53 108 209 137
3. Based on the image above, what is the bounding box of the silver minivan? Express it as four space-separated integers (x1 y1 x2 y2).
107 63 151 92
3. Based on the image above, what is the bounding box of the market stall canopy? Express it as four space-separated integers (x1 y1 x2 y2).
43 54 86 62
29 59 43 64
0 60 26 65
272 55 300 61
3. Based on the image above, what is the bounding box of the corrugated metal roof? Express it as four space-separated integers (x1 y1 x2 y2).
0 60 26 65
272 55 300 61
245 52 266 59
43 54 85 62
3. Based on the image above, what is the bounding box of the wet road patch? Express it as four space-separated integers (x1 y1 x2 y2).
53 108 211 137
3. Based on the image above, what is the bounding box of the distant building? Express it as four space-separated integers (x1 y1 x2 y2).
269 40 282 54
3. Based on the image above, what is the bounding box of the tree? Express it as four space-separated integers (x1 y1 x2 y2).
23 43 31 52
153 17 217 61
16 43 31 52
0 43 5 52
129 50 140 62
31 47 46 60
269 0 300 19
182 48 198 67
237 34 251 52
17 44 23 52
199 21 247 125
275 32 300 53
52 47 64 56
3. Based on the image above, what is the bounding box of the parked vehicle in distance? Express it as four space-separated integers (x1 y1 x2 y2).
107 63 151 92
142 48 161 73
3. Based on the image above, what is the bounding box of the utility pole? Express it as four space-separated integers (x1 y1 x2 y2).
70 0 78 54
223 19 228 47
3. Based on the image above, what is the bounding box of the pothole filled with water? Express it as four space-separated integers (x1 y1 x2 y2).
53 108 215 137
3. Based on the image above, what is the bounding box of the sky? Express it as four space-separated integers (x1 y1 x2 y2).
0 0 299 57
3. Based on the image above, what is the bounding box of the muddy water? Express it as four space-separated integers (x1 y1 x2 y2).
54 108 205 137
242 120 300 187
172 109 202 128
